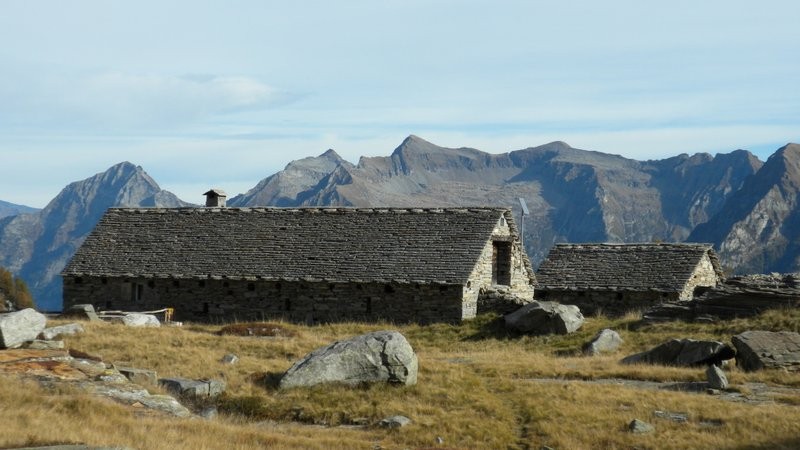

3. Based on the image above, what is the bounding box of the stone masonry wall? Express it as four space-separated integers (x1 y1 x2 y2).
538 290 681 317
63 276 467 324
679 253 719 300
462 216 535 316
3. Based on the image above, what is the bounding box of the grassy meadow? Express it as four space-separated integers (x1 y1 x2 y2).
1 310 800 449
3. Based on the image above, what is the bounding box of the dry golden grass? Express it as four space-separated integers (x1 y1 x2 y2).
1 310 799 449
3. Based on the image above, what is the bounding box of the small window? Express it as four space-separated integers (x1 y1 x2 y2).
199 280 206 288
384 284 395 294
365 297 372 314
223 281 230 288
101 278 108 285
74 277 83 285
147 280 155 288
203 302 209 314
248 283 255 291
173 280 180 288
285 297 292 311
131 284 144 302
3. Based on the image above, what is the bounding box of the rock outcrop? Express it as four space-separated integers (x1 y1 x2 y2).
279 330 418 389
504 301 584 335
731 330 800 372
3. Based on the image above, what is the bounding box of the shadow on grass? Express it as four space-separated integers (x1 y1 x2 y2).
461 315 519 341
250 371 284 391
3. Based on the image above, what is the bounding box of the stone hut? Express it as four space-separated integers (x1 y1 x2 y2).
61 207 535 323
535 243 723 315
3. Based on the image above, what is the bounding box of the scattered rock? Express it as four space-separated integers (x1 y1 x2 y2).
379 415 412 428
116 313 161 328
731 330 800 372
220 353 239 364
159 377 226 398
84 382 192 417
0 308 48 349
628 419 655 434
706 364 729 390
22 339 65 350
621 338 735 367
583 328 623 355
61 304 101 321
504 301 584 335
40 323 85 340
200 406 219 420
117 366 158 385
435 436 445 445
279 330 418 389
653 410 689 423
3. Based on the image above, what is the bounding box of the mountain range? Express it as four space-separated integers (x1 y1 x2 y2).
2 136 799 311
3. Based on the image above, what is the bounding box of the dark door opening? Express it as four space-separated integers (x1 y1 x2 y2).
492 241 512 286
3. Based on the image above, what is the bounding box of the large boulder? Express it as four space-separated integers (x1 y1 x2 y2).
621 338 735 367
504 301 584 335
583 329 623 356
731 330 800 372
279 330 417 389
0 308 47 349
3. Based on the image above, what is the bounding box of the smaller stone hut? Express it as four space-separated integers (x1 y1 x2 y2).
536 243 723 315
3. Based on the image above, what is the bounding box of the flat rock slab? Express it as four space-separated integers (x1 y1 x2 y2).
732 330 800 372
505 301 584 335
22 339 65 350
0 308 47 349
117 366 157 385
279 330 418 389
621 338 735 367
111 313 160 327
40 323 85 340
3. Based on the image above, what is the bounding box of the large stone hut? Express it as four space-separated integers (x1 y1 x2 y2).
535 243 723 315
62 206 535 323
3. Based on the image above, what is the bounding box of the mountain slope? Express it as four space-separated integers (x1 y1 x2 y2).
688 143 800 273
0 162 189 311
0 200 39 219
235 135 761 265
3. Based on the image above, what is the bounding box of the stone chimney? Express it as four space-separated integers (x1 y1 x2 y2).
203 189 227 207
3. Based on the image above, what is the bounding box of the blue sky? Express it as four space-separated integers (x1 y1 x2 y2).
1 1 798 207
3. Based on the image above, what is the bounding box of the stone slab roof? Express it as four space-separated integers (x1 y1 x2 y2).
536 243 723 292
63 207 526 284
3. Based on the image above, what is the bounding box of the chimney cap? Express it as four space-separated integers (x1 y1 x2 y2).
203 189 227 197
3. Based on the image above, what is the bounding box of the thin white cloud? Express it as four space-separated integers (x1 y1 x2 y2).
0 69 288 131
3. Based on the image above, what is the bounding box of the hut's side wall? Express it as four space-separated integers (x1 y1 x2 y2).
63 276 466 324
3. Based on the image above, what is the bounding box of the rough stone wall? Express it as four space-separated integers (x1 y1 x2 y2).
463 215 535 316
63 276 467 324
679 253 720 300
537 289 681 316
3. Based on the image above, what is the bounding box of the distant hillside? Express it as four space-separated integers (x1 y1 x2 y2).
0 200 39 219
689 143 800 274
0 162 190 311
231 135 761 264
